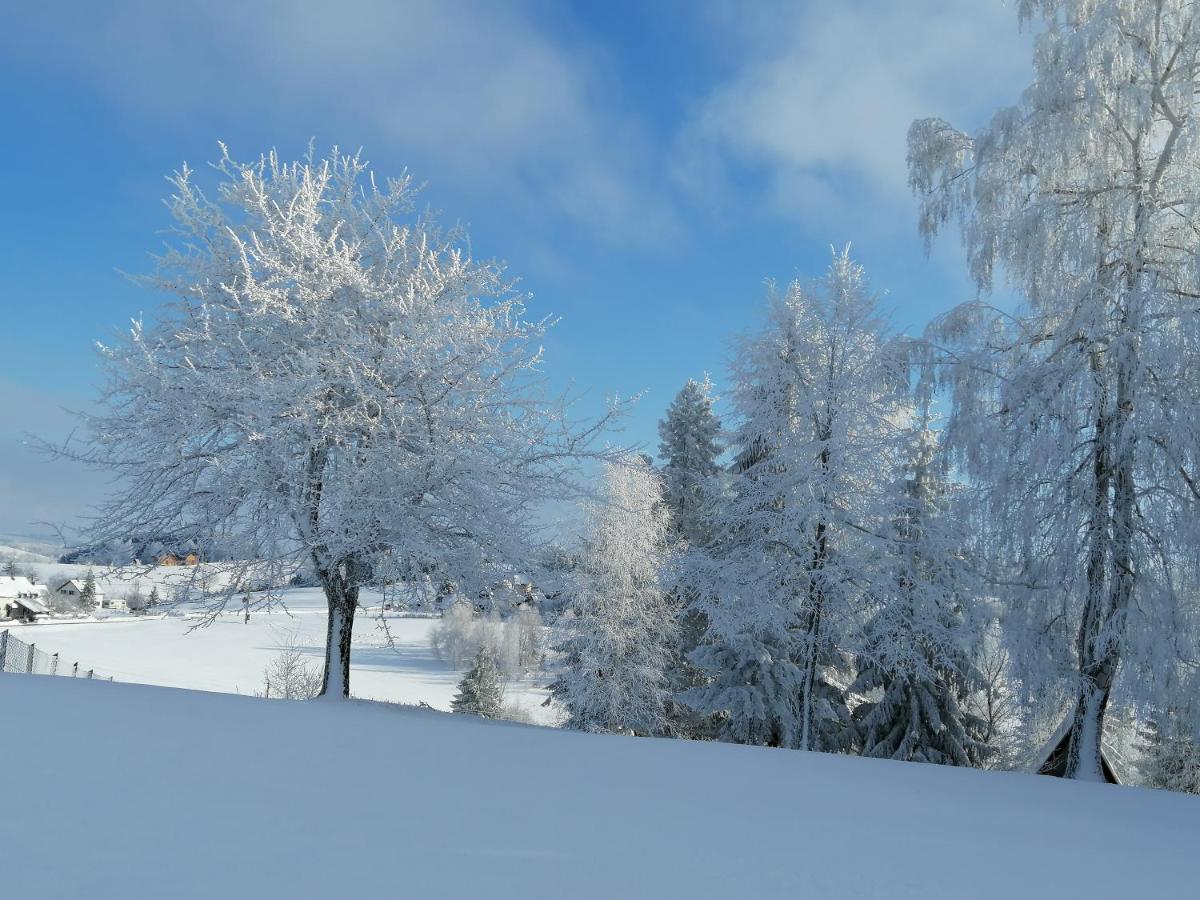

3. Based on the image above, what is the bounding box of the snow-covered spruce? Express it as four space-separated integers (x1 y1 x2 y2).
909 0 1200 779
658 376 722 550
57 145 622 698
684 249 908 752
79 568 97 613
451 645 506 719
851 419 990 767
552 458 677 736
657 377 723 736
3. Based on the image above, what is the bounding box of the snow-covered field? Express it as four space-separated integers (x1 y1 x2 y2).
3 587 553 720
1 674 1196 899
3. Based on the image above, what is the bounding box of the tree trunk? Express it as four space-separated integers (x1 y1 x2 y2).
1064 667 1114 781
1065 296 1138 780
799 516 828 753
316 566 359 699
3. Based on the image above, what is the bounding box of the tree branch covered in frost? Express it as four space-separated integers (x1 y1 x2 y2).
55 144 628 697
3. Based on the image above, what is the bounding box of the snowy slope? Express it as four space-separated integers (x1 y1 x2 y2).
2 675 1196 899
0 540 59 565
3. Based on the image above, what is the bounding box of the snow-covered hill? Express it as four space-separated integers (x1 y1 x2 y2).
0 538 60 565
1 675 1196 899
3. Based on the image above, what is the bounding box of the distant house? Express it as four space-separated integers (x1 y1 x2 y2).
158 552 201 567
0 576 50 622
55 578 121 610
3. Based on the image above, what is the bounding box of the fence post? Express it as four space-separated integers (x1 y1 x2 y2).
0 629 7 671
72 662 79 677
51 653 59 675
26 643 35 674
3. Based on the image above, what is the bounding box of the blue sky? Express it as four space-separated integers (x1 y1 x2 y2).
0 0 1032 538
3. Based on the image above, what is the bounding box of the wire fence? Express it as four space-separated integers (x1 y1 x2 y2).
0 629 113 681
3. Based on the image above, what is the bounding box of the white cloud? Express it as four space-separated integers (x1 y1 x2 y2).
2 0 681 246
679 0 1033 230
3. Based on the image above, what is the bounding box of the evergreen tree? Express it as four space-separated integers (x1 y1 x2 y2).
684 249 907 752
148 585 160 609
3 558 18 578
851 421 990 767
80 568 97 611
658 377 722 548
657 377 724 737
552 458 677 736
451 645 505 718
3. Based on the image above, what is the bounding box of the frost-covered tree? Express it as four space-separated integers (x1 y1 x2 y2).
685 249 908 752
263 637 324 700
851 421 990 767
658 377 722 548
451 645 506 718
909 0 1200 779
126 582 146 613
1137 710 1200 794
553 458 677 736
79 568 97 612
58 145 621 698
657 377 724 734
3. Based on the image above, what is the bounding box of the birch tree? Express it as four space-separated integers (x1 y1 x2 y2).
685 249 909 752
909 0 1200 778
61 145 621 698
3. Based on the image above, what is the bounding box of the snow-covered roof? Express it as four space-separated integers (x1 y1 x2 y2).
57 579 104 596
0 575 47 598
8 595 49 615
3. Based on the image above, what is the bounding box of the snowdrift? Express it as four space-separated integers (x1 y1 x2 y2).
2 675 1195 899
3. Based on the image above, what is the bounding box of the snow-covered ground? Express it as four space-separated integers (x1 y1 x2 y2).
2 674 1197 899
3 587 553 720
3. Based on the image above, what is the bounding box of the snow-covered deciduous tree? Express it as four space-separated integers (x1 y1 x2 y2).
684 249 908 752
968 621 1023 768
1137 709 1200 794
851 420 991 767
513 603 545 672
909 0 1200 779
552 458 677 736
263 637 324 700
58 145 622 699
126 582 146 614
451 645 506 718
